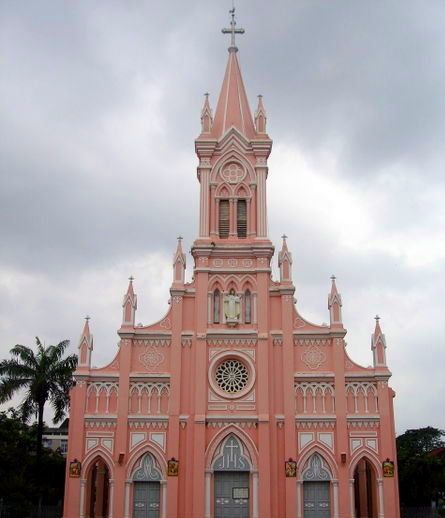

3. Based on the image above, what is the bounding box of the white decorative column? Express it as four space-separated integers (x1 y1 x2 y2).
332 480 339 518
256 168 268 237
108 479 114 518
229 198 236 236
297 480 303 518
161 480 167 518
377 479 385 518
252 471 259 518
205 470 212 518
124 480 131 518
215 198 220 236
79 479 87 518
349 479 356 518
246 198 251 235
210 184 216 235
199 166 210 237
207 293 212 324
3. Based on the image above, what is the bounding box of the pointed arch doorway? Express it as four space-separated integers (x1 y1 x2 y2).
84 457 111 518
131 453 164 518
301 453 332 518
208 434 258 518
353 458 378 518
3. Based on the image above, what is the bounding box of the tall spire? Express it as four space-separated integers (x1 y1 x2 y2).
78 316 93 368
328 275 343 327
173 236 186 285
200 93 213 134
255 94 267 134
122 276 137 327
371 315 388 368
278 234 293 283
210 9 256 139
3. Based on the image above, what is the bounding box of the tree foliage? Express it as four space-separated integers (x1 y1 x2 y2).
397 427 445 506
0 337 77 456
0 410 66 517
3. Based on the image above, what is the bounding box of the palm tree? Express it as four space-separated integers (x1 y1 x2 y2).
0 337 77 457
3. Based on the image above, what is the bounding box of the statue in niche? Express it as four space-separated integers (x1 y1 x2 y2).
224 289 241 326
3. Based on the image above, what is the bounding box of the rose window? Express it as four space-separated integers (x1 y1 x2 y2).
215 359 249 394
221 163 244 184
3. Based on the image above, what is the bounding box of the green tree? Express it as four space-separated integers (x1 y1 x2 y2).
397 427 445 507
0 409 66 517
0 338 77 457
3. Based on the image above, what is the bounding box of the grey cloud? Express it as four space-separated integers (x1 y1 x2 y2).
0 0 444 432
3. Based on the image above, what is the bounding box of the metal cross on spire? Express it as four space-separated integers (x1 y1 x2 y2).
222 6 245 52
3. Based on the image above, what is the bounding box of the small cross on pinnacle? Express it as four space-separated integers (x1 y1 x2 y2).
375 314 380 322
222 6 245 52
128 276 134 282
85 315 90 322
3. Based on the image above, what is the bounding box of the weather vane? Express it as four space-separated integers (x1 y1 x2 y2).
222 5 245 52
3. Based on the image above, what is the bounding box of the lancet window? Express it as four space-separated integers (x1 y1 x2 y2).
213 289 221 323
237 199 247 238
219 200 230 238
244 289 252 323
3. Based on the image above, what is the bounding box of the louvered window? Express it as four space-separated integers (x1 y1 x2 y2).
237 199 247 238
244 290 252 324
213 290 221 323
219 200 230 238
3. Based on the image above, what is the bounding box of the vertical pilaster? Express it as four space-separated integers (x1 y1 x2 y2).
192 264 209 517
256 264 272 515
167 289 184 517
332 337 350 515
282 291 297 516
113 338 132 518
63 381 88 518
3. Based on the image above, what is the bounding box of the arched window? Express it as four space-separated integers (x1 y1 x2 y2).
219 200 229 238
244 290 251 324
237 199 247 238
213 290 221 324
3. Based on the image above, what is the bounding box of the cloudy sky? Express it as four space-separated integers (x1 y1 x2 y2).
1 1 444 434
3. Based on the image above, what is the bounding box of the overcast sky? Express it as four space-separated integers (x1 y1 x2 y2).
1 1 444 434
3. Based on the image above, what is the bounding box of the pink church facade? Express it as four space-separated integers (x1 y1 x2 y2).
63 13 400 518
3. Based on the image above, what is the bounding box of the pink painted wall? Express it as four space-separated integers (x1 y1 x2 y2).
63 35 400 518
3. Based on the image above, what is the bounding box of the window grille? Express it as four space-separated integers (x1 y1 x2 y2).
244 290 252 324
237 199 247 238
219 200 230 238
213 290 221 323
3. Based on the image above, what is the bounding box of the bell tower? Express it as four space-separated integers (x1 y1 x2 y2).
194 9 273 245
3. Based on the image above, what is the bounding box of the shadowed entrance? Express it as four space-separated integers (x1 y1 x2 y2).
354 458 378 518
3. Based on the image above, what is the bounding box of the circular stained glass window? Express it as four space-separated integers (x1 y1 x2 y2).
215 359 249 394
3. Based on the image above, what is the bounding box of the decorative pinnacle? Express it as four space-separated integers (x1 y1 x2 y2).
222 6 245 52
128 276 134 282
331 275 336 281
177 235 183 242
85 315 90 322
281 234 288 240
375 314 380 322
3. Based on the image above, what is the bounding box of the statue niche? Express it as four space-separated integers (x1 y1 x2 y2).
224 289 241 326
